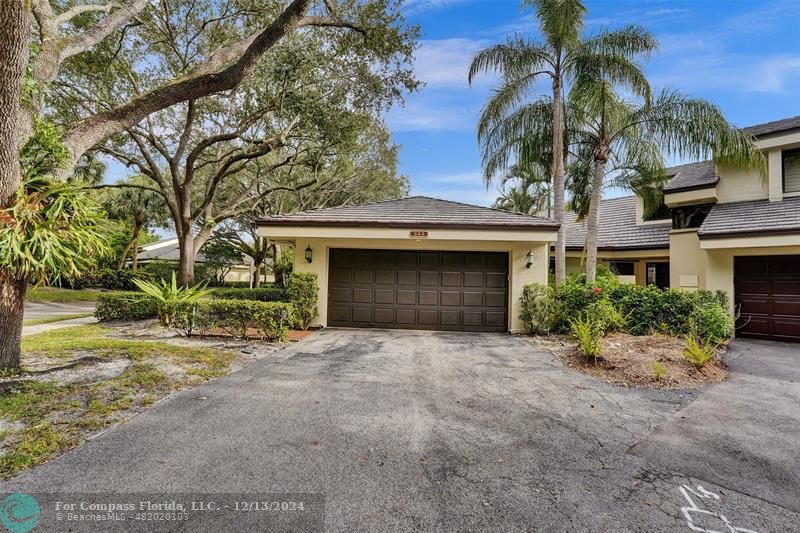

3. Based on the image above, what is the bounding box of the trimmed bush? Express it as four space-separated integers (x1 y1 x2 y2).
519 283 556 334
95 292 158 321
689 303 734 344
211 287 289 303
287 273 319 329
183 300 297 341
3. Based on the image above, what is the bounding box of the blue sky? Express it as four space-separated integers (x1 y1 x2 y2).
391 0 800 206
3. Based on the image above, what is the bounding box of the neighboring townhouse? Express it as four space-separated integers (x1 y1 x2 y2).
565 115 800 341
135 238 274 284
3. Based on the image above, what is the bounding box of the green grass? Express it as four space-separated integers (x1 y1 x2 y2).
22 313 94 327
27 287 124 303
0 325 234 478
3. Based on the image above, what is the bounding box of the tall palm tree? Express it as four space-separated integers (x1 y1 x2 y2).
103 176 169 270
469 0 656 286
493 163 552 216
569 82 766 283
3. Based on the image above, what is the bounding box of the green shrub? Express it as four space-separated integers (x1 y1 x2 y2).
585 298 625 334
554 278 598 330
95 292 158 321
211 287 289 303
569 315 603 360
287 272 319 329
652 360 667 381
519 283 556 334
689 303 733 344
133 272 211 327
683 336 717 368
185 300 297 341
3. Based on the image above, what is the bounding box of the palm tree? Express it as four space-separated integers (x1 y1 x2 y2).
493 163 552 216
103 176 169 270
469 0 656 286
569 83 765 283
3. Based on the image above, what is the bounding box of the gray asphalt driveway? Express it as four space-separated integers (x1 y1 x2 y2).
3 330 798 532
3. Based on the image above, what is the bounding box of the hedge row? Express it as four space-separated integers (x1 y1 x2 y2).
177 300 297 341
95 292 158 321
520 268 734 343
211 287 289 302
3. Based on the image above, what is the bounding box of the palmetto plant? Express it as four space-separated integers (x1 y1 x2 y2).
133 272 211 327
493 163 552 216
469 0 657 286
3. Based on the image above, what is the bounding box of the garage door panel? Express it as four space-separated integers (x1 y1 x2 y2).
373 308 395 323
419 271 438 286
375 270 395 285
738 297 769 315
441 272 461 287
396 309 416 324
772 298 800 316
328 249 508 332
735 255 800 342
418 291 438 306
441 291 461 306
440 310 460 325
463 272 484 287
773 280 800 296
463 291 483 307
351 308 372 323
486 272 507 288
418 310 438 325
374 289 394 305
397 271 417 285
396 290 416 305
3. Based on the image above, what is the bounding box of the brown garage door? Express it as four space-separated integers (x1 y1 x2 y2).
327 249 508 332
735 255 800 341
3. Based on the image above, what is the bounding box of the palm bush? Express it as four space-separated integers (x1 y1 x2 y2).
133 272 211 327
683 336 717 368
569 315 603 361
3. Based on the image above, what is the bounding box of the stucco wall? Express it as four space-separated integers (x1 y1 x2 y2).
290 237 550 333
716 162 768 204
669 230 706 291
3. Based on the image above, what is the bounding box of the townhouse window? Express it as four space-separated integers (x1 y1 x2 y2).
643 202 671 222
609 261 635 276
783 148 800 193
672 204 713 230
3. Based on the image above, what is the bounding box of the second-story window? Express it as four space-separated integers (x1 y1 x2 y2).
672 204 713 230
784 148 800 193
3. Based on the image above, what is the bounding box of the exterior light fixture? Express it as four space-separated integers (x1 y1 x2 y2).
305 246 313 263
526 250 534 268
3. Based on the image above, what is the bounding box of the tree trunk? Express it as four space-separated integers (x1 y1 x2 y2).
252 260 262 288
177 232 195 286
131 232 140 271
0 270 27 371
585 157 607 284
551 77 567 287
117 221 142 270
0 1 28 205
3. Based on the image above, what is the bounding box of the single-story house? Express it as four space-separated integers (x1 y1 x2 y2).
563 115 800 342
135 238 274 284
256 196 558 333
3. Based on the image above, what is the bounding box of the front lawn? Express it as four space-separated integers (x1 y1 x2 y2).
0 325 234 478
27 287 125 303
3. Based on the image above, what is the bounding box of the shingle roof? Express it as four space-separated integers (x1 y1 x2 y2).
697 195 800 239
744 115 800 137
256 196 558 230
663 160 718 193
563 196 670 250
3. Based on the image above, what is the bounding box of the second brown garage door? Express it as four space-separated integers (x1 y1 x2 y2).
735 255 800 342
328 248 508 332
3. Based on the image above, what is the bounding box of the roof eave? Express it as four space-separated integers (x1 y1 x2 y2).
698 227 800 240
255 219 560 231
663 178 720 194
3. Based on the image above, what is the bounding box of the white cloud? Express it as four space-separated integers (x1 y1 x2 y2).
413 38 492 87
387 99 478 132
402 0 476 14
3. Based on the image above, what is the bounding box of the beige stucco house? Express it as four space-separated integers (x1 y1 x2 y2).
256 197 558 333
564 115 800 342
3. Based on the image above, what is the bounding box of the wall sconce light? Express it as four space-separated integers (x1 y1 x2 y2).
305 246 313 263
526 250 534 269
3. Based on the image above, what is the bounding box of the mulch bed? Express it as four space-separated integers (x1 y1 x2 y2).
192 327 313 342
529 333 728 390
